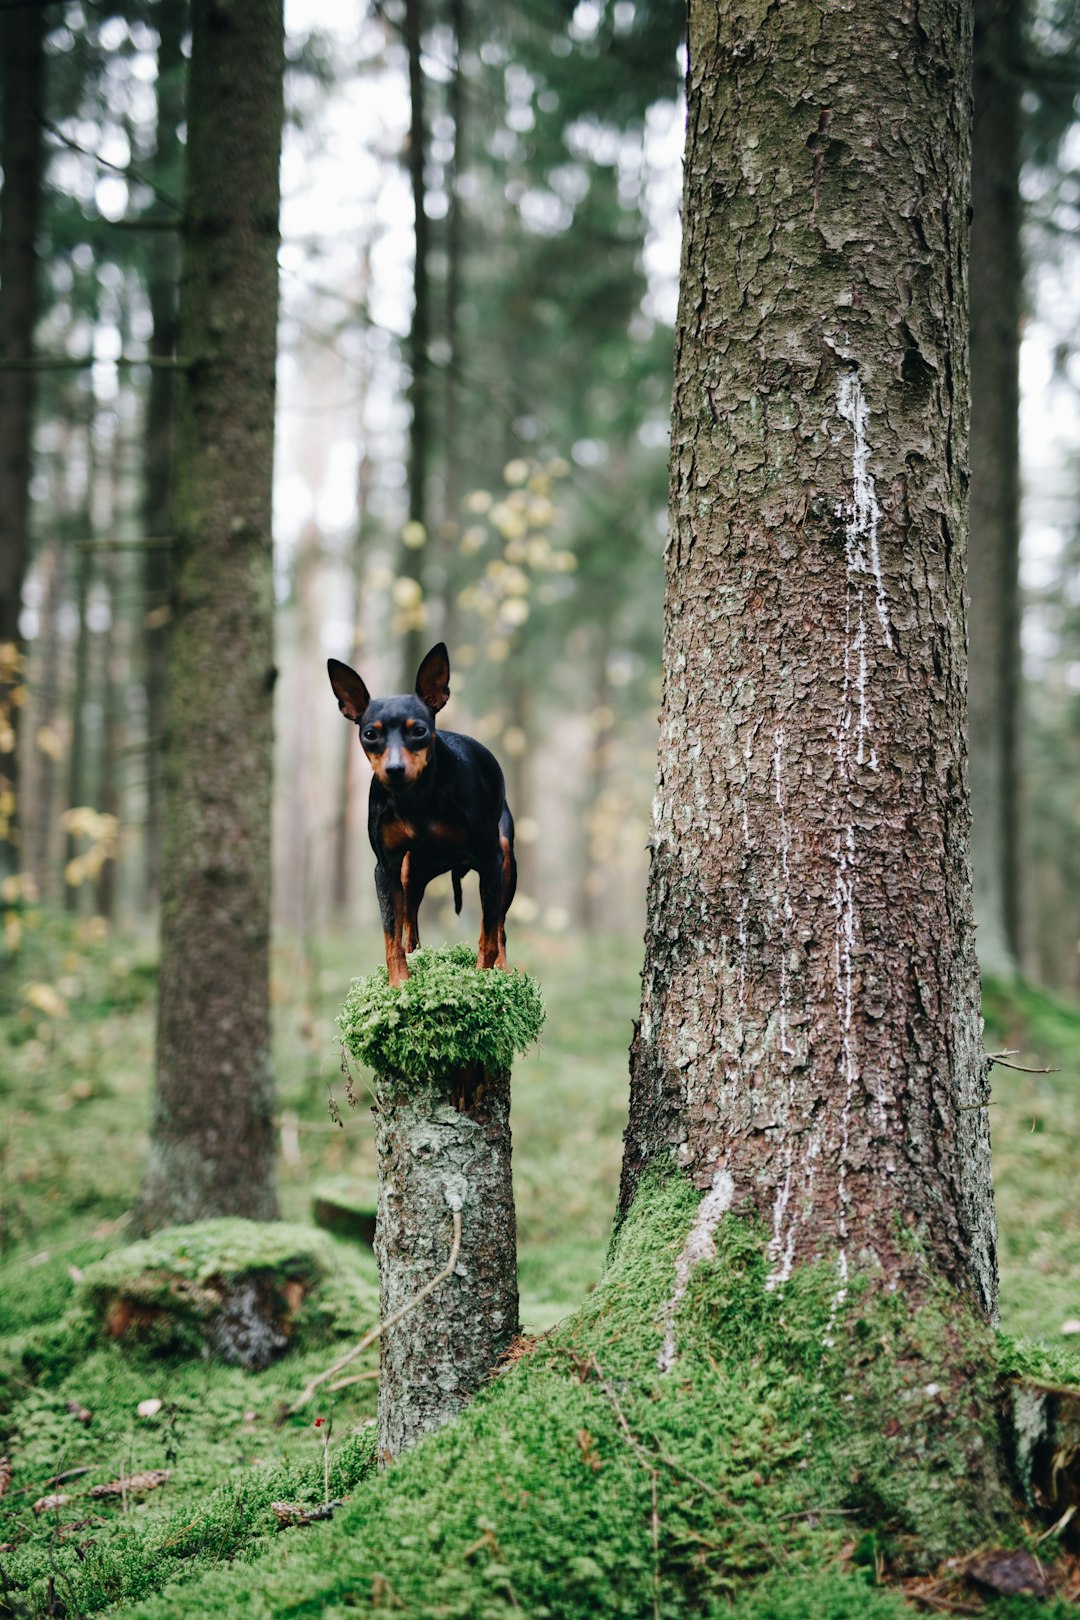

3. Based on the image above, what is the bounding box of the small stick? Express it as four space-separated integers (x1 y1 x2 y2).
286 1211 462 1416
324 1369 381 1394
986 1049 1057 1075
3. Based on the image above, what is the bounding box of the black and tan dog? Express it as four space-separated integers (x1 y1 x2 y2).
327 644 516 987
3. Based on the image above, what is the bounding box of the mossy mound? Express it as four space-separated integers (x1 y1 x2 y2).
100 1169 1067 1620
77 1219 375 1369
338 942 545 1081
311 1176 378 1245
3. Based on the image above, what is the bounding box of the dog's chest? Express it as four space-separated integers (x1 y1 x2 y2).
379 812 470 860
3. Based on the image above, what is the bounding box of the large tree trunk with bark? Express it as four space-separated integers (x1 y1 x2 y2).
622 0 998 1323
134 0 284 1232
0 3 45 883
967 0 1022 981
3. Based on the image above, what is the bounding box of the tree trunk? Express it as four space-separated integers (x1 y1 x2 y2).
622 0 997 1322
967 0 1022 981
95 548 119 921
400 0 431 684
27 540 63 902
375 1066 518 1460
0 2 45 882
134 0 284 1233
143 0 186 909
65 427 96 914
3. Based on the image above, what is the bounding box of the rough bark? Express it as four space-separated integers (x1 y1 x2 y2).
143 1 186 908
621 0 997 1321
0 2 46 881
967 0 1022 980
375 1066 518 1460
134 0 284 1232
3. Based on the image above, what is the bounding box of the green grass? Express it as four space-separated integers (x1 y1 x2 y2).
1 916 1080 1616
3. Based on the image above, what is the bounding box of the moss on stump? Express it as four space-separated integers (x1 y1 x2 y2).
339 946 545 1458
78 1219 372 1369
337 943 545 1086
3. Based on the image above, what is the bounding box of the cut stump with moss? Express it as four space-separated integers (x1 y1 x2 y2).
339 944 544 1459
78 1219 346 1369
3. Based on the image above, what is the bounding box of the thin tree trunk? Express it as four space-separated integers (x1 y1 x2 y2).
968 0 1022 980
65 425 96 914
134 0 285 1233
400 0 431 684
438 0 467 651
27 540 63 901
622 0 996 1316
95 547 119 920
0 3 46 882
332 365 374 921
143 0 186 908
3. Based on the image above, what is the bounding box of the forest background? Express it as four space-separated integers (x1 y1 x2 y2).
3 0 1080 1610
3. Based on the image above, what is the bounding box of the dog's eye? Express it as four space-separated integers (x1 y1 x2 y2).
362 728 379 742
410 725 428 741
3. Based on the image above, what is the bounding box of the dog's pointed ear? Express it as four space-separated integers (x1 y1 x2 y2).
327 658 371 724
415 643 450 713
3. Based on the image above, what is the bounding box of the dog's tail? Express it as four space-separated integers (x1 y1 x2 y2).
452 867 465 915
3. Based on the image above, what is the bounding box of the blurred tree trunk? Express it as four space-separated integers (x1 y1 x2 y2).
438 0 467 651
27 540 63 902
95 547 119 921
968 0 1022 981
134 0 285 1233
143 0 186 908
0 3 45 882
332 381 373 922
400 0 431 683
65 420 96 913
621 0 1008 1517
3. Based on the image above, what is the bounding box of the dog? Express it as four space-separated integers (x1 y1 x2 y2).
327 643 516 987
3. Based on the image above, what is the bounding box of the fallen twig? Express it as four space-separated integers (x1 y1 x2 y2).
284 1211 462 1417
986 1049 1057 1075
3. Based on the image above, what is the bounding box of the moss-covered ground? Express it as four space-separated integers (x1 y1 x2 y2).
0 916 1079 1616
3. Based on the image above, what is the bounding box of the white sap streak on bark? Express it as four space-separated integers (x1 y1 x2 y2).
772 727 795 1060
837 370 890 644
658 1168 736 1372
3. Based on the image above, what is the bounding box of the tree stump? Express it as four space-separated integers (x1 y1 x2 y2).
338 944 544 1459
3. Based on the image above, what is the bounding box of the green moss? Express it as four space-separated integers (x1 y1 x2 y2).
75 1221 377 1362
92 1169 1021 1620
79 1219 332 1298
337 943 545 1082
998 1333 1080 1389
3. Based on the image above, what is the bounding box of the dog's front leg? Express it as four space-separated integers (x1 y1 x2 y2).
375 861 409 986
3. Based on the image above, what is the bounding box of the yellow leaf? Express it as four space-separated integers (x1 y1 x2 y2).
4 913 21 951
36 726 63 761
463 489 492 515
503 459 530 487
23 982 69 1019
401 520 427 550
391 577 423 609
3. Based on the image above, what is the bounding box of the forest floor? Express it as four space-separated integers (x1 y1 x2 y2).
0 912 1079 1616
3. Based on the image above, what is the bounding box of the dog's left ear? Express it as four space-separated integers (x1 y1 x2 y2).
415 643 450 713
